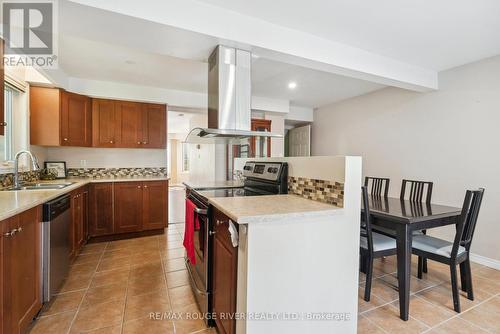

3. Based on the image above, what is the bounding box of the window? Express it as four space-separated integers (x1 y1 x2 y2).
182 143 190 172
1 85 15 161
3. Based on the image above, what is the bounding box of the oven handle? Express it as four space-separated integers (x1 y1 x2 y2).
184 257 208 296
194 207 208 215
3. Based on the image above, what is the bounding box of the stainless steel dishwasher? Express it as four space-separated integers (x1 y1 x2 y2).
42 194 71 302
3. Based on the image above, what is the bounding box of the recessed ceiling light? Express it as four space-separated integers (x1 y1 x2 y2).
288 82 297 90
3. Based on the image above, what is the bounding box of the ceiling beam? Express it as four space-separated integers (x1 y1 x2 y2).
69 0 438 91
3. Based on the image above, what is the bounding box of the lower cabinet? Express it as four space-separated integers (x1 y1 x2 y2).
70 186 88 259
89 183 114 237
1 206 42 334
88 180 168 238
212 208 238 334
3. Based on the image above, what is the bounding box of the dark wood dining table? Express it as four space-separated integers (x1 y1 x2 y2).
364 196 462 321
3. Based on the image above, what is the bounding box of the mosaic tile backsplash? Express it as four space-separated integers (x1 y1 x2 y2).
67 167 168 178
288 176 344 207
0 171 41 189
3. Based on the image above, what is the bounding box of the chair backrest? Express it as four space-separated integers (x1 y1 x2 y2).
451 188 485 257
400 179 433 203
364 177 390 197
361 186 374 253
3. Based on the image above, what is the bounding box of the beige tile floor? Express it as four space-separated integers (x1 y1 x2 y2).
27 224 500 334
358 256 500 334
28 224 215 334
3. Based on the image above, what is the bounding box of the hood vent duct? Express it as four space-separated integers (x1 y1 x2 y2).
185 45 282 143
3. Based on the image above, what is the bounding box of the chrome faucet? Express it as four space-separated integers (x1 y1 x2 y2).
13 150 40 188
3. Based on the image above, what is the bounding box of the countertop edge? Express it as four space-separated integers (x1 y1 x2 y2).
0 177 170 221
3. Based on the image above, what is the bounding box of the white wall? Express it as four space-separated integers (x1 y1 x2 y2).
312 55 500 265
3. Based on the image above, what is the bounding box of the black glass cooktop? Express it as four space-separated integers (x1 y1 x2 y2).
195 187 266 199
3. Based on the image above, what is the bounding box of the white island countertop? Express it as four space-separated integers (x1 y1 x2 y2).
183 180 244 190
208 194 342 224
0 176 169 221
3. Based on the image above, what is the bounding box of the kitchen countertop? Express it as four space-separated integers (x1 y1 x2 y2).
0 176 169 221
183 180 244 190
208 194 342 224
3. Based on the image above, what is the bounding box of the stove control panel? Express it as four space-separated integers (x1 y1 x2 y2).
242 161 285 181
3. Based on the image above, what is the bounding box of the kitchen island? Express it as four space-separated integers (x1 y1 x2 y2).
205 156 362 334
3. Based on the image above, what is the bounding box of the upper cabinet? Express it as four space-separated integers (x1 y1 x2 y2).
92 99 166 149
30 86 92 147
31 87 167 149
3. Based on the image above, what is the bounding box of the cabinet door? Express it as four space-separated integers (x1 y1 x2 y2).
212 214 238 334
80 189 88 248
92 99 117 147
142 181 168 230
72 191 86 254
142 103 167 148
69 193 78 259
116 101 142 148
89 183 114 237
114 182 143 233
1 217 12 334
61 91 92 147
10 207 42 334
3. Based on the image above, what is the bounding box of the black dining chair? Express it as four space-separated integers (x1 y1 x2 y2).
400 179 433 203
400 179 434 272
412 188 484 313
364 177 390 197
360 186 397 302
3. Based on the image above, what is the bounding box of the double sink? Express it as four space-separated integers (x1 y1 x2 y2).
2 182 75 191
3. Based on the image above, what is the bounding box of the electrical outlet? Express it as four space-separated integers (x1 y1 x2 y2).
80 159 87 167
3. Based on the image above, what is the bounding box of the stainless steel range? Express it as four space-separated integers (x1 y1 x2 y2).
184 161 288 325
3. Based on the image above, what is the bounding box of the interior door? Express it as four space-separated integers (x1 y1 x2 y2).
114 182 143 233
116 101 142 148
288 124 311 157
60 91 92 146
142 103 167 148
92 99 117 147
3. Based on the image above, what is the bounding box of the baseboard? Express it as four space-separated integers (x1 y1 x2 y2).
470 253 500 270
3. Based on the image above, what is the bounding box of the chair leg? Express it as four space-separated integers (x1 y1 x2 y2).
423 258 428 273
459 262 467 292
417 257 423 279
465 259 474 301
364 256 374 302
450 264 461 313
360 255 367 274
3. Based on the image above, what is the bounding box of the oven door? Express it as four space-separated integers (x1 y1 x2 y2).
185 198 213 325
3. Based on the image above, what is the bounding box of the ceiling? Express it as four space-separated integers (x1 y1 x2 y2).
57 1 386 108
198 0 500 71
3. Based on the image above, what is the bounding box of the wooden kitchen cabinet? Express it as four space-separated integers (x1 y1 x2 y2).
70 186 89 259
89 183 114 237
142 180 168 230
1 206 42 334
142 103 167 148
212 208 238 334
30 86 92 147
92 99 167 149
114 182 144 233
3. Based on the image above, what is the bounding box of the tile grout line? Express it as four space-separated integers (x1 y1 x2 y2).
359 313 390 334
65 242 108 334
119 253 132 334
420 291 499 333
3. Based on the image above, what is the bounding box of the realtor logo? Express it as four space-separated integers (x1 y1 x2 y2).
1 0 58 68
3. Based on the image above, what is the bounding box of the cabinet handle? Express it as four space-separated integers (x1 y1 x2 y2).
142 141 147 144
110 140 114 144
143 185 148 188
4 230 13 237
63 138 68 141
17 227 22 233
209 231 216 236
0 122 7 126
216 220 223 226
137 186 141 188
137 141 141 144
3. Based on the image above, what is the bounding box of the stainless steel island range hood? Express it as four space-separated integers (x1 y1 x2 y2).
185 45 282 144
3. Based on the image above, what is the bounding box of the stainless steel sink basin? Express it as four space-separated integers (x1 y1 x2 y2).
2 182 75 191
